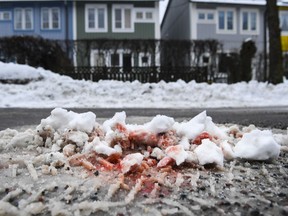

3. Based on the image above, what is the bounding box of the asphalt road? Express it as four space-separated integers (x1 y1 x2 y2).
0 106 287 130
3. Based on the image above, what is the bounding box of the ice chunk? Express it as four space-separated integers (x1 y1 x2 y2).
94 144 118 156
205 116 228 140
102 111 126 133
144 115 175 133
234 129 280 160
173 111 206 140
165 145 188 166
220 140 235 161
65 131 89 147
120 153 143 173
151 147 165 160
179 137 190 150
37 108 96 133
6 129 35 149
194 139 224 166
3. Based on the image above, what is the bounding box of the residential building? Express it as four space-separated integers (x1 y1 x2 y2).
73 0 162 67
0 0 163 68
161 0 267 57
161 0 288 80
0 0 73 40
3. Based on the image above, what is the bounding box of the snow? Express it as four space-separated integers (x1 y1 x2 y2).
94 143 119 156
0 61 288 108
234 129 281 160
121 153 144 173
165 145 189 166
173 111 227 140
194 139 224 167
36 108 96 133
0 62 286 164
144 115 175 133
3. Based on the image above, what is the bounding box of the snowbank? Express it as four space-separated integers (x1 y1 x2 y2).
0 61 288 108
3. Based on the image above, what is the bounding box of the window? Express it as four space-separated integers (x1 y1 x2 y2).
197 10 214 23
14 8 33 30
217 9 236 34
136 12 143 19
145 12 153 20
198 13 205 20
207 13 214 20
41 8 60 30
85 4 107 32
135 9 154 23
280 11 288 33
0 11 11 21
112 5 133 32
240 9 259 34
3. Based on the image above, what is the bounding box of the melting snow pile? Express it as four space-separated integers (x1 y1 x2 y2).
0 108 287 215
26 108 281 172
0 108 284 188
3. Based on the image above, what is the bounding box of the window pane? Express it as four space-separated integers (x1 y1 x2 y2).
136 12 143 19
218 11 225 30
15 9 22 29
198 13 205 20
25 9 32 29
52 9 59 29
207 13 214 20
115 9 122 28
3 12 10 20
242 12 248 30
281 14 288 31
250 12 257 31
98 8 105 29
88 8 95 28
42 9 49 29
227 11 233 30
146 12 153 19
124 9 131 28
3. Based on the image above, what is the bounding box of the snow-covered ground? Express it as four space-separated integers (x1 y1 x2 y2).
0 61 288 108
0 62 288 216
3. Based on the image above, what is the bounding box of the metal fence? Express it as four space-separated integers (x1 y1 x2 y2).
58 66 208 83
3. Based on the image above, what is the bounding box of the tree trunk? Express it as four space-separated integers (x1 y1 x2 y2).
266 0 283 84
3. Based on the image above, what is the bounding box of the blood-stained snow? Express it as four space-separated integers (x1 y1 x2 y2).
0 61 288 108
0 62 286 165
0 107 287 216
0 61 288 216
1 108 283 168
